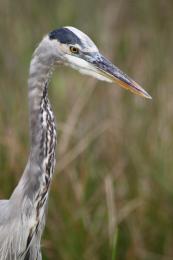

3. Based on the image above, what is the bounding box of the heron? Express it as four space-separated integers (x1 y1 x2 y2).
0 26 151 259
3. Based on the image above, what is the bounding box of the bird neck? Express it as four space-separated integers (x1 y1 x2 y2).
27 45 57 200
9 42 58 258
28 48 54 145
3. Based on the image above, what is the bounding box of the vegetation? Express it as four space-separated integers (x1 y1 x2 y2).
0 0 173 259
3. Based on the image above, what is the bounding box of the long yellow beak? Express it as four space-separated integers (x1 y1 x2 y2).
93 54 152 99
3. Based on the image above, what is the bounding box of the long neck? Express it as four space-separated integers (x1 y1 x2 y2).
22 49 57 219
8 41 57 258
28 49 55 163
28 46 57 190
11 41 57 204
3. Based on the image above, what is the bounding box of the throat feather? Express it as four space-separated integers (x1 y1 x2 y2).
37 90 56 207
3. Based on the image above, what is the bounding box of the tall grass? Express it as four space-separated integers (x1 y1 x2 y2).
0 0 173 259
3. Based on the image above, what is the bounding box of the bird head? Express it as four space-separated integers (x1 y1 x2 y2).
47 26 151 99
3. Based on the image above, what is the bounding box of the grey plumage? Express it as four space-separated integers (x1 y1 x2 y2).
0 26 151 260
0 34 57 260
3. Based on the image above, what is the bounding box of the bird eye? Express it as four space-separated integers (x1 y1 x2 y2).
69 46 79 54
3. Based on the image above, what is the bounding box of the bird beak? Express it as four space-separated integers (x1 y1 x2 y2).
92 54 152 99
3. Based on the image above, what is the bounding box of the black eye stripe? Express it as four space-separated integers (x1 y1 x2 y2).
49 28 82 46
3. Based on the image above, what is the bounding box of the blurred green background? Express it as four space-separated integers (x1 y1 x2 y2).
0 0 173 259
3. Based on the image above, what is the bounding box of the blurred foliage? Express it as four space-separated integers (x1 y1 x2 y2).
0 0 173 259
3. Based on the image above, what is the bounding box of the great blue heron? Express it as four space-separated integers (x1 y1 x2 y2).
0 26 151 259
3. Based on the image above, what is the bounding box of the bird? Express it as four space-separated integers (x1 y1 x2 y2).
0 26 151 260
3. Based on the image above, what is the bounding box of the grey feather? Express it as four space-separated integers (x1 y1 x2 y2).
0 35 57 260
